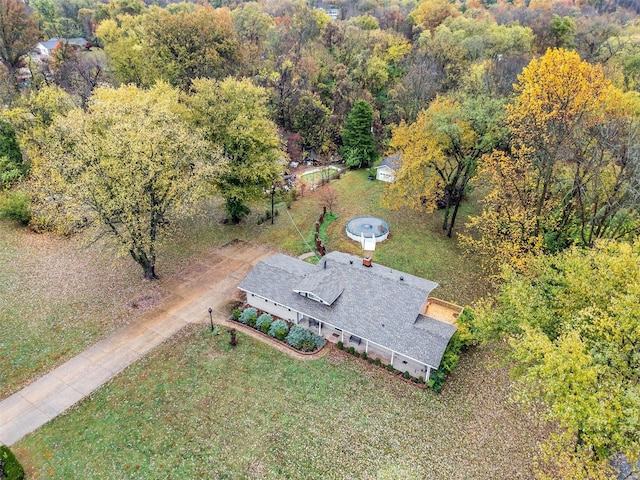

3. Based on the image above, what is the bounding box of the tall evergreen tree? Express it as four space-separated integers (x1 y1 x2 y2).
340 100 378 168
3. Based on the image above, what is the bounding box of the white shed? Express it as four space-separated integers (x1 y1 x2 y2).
374 153 402 183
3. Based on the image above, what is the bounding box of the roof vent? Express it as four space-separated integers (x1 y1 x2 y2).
400 276 404 281
363 254 372 267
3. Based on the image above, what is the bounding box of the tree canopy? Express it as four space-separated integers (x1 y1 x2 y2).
0 0 39 91
36 83 216 278
464 48 640 272
472 241 640 478
386 93 505 237
186 77 284 224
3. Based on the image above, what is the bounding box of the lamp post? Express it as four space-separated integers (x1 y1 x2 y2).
208 307 213 332
271 182 276 225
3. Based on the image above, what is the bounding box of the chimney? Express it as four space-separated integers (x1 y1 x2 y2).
363 254 372 267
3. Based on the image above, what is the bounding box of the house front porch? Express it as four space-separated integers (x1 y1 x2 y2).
299 315 433 380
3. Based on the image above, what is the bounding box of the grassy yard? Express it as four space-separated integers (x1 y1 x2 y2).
0 203 261 397
15 325 547 479
4 168 508 478
262 170 486 305
0 170 484 397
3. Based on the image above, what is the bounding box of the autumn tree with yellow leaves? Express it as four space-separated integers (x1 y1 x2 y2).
35 83 217 279
464 48 640 271
472 241 640 479
385 93 506 237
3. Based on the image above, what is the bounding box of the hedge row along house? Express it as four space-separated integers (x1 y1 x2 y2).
238 251 460 380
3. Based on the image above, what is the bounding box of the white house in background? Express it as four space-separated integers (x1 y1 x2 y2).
238 251 460 381
34 38 89 58
375 153 402 182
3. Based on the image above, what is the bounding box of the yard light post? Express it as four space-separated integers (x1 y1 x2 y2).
271 182 276 225
208 307 213 332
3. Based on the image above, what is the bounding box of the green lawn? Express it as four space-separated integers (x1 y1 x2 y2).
15 325 546 479
4 169 511 478
0 170 485 397
0 200 262 397
294 170 486 305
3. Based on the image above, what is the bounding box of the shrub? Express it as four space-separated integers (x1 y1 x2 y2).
428 369 446 392
255 313 273 333
386 364 394 372
239 307 257 325
0 445 24 480
337 341 344 350
403 371 410 379
268 320 289 340
285 325 325 352
347 346 355 354
361 351 367 360
427 309 475 391
418 376 425 384
0 191 30 225
300 340 316 351
375 357 381 366
232 309 242 321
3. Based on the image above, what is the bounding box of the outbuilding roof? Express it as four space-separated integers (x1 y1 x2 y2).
375 153 402 171
238 251 456 369
38 38 88 51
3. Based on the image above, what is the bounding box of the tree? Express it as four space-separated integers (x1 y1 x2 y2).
0 0 39 91
464 48 640 272
97 5 239 89
231 3 273 76
35 83 216 279
386 94 506 237
95 16 152 87
0 118 23 188
317 184 338 213
409 0 460 34
340 100 377 168
472 241 640 478
48 43 106 108
142 5 240 88
186 78 284 224
2 85 76 171
292 93 333 152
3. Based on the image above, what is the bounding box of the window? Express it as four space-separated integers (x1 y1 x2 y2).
307 292 322 303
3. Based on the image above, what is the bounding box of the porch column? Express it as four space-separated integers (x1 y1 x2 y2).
426 365 431 381
390 350 395 368
341 330 344 342
318 321 322 335
365 340 369 353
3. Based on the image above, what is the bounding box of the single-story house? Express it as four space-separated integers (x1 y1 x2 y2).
238 251 457 380
34 38 89 57
374 153 402 183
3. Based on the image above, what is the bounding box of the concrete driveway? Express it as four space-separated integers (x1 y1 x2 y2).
0 240 273 446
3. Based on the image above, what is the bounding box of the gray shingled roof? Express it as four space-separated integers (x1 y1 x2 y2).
293 265 344 305
238 252 456 369
39 38 88 51
375 153 402 171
